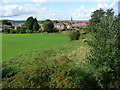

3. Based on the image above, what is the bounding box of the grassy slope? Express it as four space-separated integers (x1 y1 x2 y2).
2 39 87 74
2 33 95 88
2 33 92 76
2 39 90 87
2 33 69 60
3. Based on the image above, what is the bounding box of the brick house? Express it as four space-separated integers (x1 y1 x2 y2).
54 23 66 30
80 22 89 27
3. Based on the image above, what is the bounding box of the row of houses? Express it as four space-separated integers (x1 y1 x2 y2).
54 22 89 30
0 25 14 29
0 22 89 31
0 23 24 30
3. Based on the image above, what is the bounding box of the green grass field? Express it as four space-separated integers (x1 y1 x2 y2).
2 33 70 60
2 33 95 88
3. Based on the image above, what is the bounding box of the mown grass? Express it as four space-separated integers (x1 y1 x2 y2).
2 33 70 60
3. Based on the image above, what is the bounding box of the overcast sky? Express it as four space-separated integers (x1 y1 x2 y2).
0 0 119 20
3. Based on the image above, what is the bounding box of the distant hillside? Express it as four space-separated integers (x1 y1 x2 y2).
7 20 26 23
0 20 25 23
0 19 89 24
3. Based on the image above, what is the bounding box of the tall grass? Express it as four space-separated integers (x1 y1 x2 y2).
2 39 89 88
2 33 101 89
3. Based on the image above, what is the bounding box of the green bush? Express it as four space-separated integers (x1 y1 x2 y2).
10 28 16 34
65 28 76 31
2 28 10 33
2 50 78 88
19 26 27 33
42 19 54 33
52 28 59 32
16 27 21 33
69 30 80 41
88 9 120 89
26 29 29 33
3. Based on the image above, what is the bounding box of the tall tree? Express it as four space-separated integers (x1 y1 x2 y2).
1 20 12 33
42 19 54 33
89 8 105 32
33 18 39 32
106 8 114 17
88 9 120 89
2 20 12 25
25 16 34 33
16 27 21 33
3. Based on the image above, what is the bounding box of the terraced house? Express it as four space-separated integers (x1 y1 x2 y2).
54 22 89 30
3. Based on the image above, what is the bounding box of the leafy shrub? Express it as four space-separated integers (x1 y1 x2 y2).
16 27 21 33
2 20 12 25
10 29 16 34
52 28 59 32
2 28 10 33
26 29 29 33
19 26 27 33
65 28 70 31
69 30 80 41
42 19 54 33
2 54 76 88
88 9 120 89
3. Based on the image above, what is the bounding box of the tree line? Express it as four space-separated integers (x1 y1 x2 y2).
1 17 57 34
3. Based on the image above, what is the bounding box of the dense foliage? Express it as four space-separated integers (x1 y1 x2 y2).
2 29 10 34
25 17 34 32
89 8 105 32
69 30 80 40
16 26 27 33
88 9 120 89
42 19 54 33
2 20 12 25
9 28 16 34
25 17 39 33
33 18 39 33
16 27 21 33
